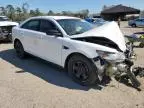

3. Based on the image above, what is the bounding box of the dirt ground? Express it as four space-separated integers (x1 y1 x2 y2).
0 22 144 108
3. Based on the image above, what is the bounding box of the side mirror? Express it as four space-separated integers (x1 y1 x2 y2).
46 29 62 37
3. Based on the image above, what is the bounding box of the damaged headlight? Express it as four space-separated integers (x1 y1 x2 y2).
96 50 125 62
96 50 115 58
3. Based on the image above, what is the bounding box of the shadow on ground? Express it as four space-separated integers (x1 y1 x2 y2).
0 49 103 91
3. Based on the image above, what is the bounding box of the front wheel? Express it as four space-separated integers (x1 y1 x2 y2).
68 55 98 86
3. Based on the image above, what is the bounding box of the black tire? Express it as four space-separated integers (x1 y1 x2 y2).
68 55 98 86
131 24 136 28
14 40 25 59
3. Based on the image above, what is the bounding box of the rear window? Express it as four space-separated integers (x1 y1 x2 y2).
21 20 40 31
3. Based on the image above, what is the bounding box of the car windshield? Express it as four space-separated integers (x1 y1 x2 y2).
57 19 94 36
0 17 9 21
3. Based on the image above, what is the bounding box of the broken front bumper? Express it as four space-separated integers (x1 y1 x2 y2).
93 53 141 88
92 52 127 80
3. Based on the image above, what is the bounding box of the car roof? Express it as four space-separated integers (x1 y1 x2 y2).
31 16 80 20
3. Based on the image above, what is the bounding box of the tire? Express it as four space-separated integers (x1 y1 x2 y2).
68 55 98 86
14 40 25 59
131 24 136 27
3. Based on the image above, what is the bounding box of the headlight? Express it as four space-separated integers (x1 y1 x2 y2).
96 50 125 62
96 50 115 58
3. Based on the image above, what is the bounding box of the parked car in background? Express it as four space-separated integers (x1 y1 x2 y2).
85 18 108 26
12 16 139 86
128 18 144 27
0 16 19 41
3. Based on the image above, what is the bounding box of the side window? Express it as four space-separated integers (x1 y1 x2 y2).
21 20 40 31
40 20 61 36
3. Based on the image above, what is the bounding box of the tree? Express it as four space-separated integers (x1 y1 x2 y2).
21 2 29 20
47 10 54 15
16 7 22 21
30 10 35 16
35 8 43 16
22 2 29 14
6 5 15 20
0 6 7 15
16 7 22 15
78 9 89 18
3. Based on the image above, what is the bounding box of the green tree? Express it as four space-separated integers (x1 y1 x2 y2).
0 6 7 15
30 10 36 16
21 3 29 20
47 10 54 15
15 7 22 21
35 8 42 16
6 5 15 20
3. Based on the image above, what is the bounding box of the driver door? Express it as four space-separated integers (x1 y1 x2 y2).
38 19 63 66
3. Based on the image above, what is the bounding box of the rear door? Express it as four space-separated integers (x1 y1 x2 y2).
20 19 41 55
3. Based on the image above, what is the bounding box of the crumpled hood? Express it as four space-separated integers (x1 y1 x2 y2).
0 21 19 27
71 21 126 52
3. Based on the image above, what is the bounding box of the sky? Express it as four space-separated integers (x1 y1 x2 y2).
0 0 144 13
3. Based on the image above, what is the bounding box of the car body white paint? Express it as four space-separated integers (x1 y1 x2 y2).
12 16 126 68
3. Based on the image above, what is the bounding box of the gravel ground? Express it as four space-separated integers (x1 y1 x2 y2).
0 22 144 108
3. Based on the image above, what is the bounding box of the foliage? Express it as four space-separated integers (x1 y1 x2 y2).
0 4 89 22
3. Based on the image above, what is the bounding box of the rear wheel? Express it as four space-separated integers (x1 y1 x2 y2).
68 55 98 86
14 40 25 59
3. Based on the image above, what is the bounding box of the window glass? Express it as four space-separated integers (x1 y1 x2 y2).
21 20 40 31
57 19 94 36
40 20 60 35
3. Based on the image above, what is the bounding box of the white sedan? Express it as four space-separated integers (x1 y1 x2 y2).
12 16 129 85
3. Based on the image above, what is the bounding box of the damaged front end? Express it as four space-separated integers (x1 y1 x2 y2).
71 22 143 88
92 42 141 88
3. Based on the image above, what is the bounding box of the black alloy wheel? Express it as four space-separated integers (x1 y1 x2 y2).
68 55 98 86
